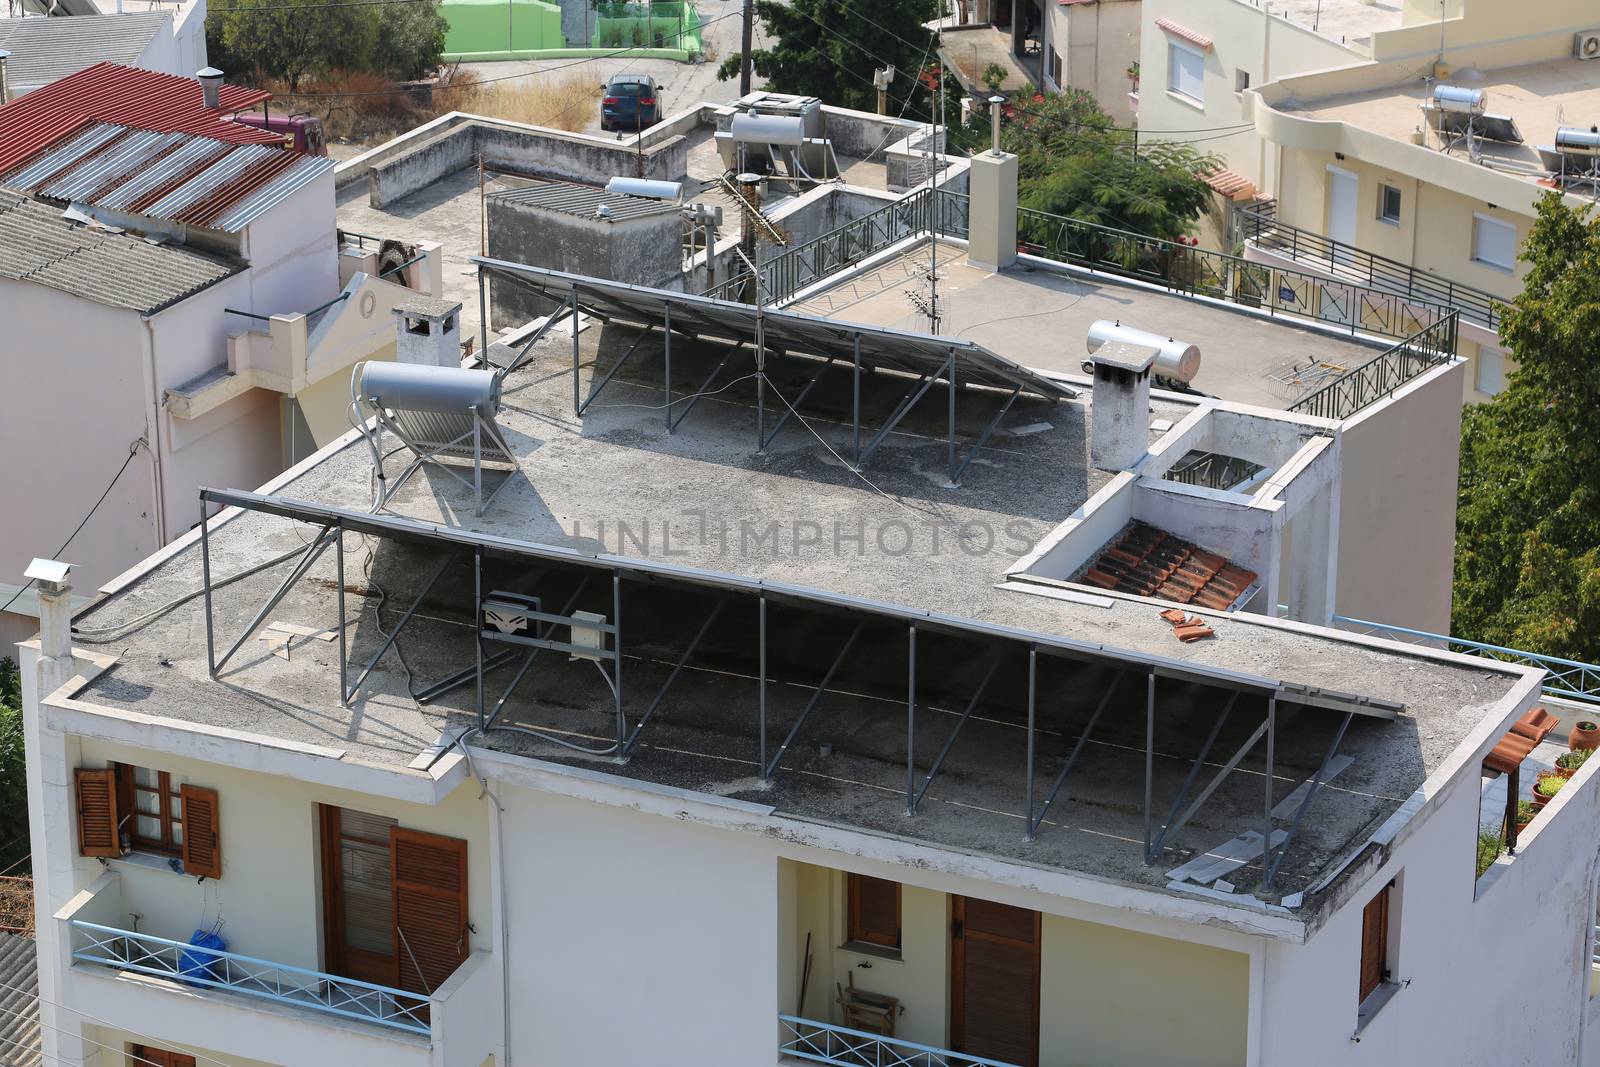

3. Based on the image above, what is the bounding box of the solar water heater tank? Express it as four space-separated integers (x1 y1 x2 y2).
1433 85 1487 114
359 362 502 416
1555 126 1600 156
1085 320 1201 383
731 112 807 147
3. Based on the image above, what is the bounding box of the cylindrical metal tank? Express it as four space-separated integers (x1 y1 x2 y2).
1085 320 1201 382
731 112 806 147
359 362 501 415
1433 85 1487 115
1555 127 1600 156
605 176 684 201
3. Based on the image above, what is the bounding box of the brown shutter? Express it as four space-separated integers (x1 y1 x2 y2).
75 768 121 858
1358 886 1389 1003
180 785 222 879
847 873 901 949
390 827 469 995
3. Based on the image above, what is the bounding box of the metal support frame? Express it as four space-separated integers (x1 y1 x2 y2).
1146 692 1240 863
1262 696 1276 878
1261 708 1354 891
669 339 747 432
1144 671 1156 862
905 623 918 816
481 580 595 728
764 620 863 779
946 349 957 482
950 385 1021 486
910 653 1001 815
758 593 768 773
574 324 651 417
493 299 580 381
1028 670 1124 841
663 305 672 431
851 336 862 468
1154 710 1272 863
759 354 841 450
622 600 725 757
205 522 336 678
339 551 457 708
856 361 946 470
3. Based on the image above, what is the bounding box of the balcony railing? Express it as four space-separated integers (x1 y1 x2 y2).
1237 203 1507 332
704 187 969 306
69 919 430 1035
1333 615 1600 706
1018 208 1454 345
779 1015 1022 1067
1286 312 1458 421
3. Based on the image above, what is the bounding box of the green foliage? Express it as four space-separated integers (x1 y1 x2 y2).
1516 797 1537 824
1557 746 1593 771
1453 193 1600 662
981 62 1007 92
1535 772 1567 797
966 90 1217 242
716 0 939 116
207 0 446 90
1475 830 1503 878
0 659 26 873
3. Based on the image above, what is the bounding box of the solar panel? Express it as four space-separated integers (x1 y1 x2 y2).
471 258 1079 403
1421 105 1524 144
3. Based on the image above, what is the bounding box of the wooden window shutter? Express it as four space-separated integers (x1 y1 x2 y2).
1358 886 1389 1003
390 827 469 995
847 873 901 950
180 785 222 879
75 768 121 858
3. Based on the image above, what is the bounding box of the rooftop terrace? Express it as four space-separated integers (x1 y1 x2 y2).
65 292 1526 924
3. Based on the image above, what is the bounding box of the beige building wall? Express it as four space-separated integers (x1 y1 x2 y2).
781 859 1250 1066
80 1025 282 1067
1043 0 1142 124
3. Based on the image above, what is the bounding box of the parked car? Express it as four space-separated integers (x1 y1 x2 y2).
600 75 661 133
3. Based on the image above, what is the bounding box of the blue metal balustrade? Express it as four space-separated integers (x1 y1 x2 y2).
779 1015 1022 1067
69 919 430 1035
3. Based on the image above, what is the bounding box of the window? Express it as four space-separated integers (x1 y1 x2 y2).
131 1047 197 1067
1358 883 1391 1003
1378 184 1402 224
846 873 901 954
1167 40 1205 103
116 763 184 856
1472 213 1516 271
1235 69 1251 92
1050 46 1063 88
1476 347 1506 396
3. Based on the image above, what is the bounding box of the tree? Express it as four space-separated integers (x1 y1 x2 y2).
365 1 449 83
962 91 1217 241
717 0 938 116
1452 191 1600 661
0 659 26 874
208 0 445 90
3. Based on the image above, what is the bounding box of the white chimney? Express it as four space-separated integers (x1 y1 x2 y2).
393 296 463 367
196 67 225 110
1088 341 1158 472
25 558 73 663
0 50 11 105
966 96 1017 272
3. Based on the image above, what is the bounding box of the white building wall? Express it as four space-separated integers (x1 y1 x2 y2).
240 172 340 318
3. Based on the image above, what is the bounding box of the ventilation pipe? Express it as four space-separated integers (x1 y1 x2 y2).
197 67 225 110
0 50 10 105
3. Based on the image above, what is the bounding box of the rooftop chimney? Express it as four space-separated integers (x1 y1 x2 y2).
0 49 11 105
393 296 463 367
1088 341 1158 473
196 66 225 110
966 98 1017 273
25 558 73 663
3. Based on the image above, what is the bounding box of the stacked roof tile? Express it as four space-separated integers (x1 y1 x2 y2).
0 61 277 173
1077 522 1258 609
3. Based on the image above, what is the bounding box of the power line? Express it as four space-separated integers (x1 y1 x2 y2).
0 988 230 1067
0 444 139 619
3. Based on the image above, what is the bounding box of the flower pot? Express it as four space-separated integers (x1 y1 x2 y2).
1569 721 1600 752
1533 772 1567 808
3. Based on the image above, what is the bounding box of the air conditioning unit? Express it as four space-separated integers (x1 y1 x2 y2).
1575 30 1600 61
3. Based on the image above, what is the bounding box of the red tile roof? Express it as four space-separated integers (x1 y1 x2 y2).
1201 167 1257 202
1155 17 1213 51
0 62 276 173
1076 522 1258 609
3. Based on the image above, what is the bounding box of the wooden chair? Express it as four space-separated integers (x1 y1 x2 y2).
836 973 899 1037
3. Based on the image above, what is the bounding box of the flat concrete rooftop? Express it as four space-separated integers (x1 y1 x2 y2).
69 312 1524 918
1286 56 1600 184
788 244 1388 411
1264 0 1401 47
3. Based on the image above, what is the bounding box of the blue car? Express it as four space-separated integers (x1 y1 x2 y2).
601 75 661 133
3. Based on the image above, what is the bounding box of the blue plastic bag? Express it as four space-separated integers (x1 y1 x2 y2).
177 929 227 988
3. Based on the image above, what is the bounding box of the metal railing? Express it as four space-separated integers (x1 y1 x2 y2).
1018 208 1455 345
69 919 430 1035
1286 313 1457 421
1167 451 1264 492
1334 615 1600 706
779 1015 1022 1067
704 187 969 305
1237 203 1507 331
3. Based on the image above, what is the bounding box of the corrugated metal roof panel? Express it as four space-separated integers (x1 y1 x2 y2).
2 122 335 232
0 933 39 1067
487 180 681 222
0 61 277 172
0 13 171 91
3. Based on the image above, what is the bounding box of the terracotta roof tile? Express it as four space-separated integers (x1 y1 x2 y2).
1073 521 1258 610
1155 17 1213 51
1201 167 1257 202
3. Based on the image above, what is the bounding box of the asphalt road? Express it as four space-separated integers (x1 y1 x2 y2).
464 0 768 136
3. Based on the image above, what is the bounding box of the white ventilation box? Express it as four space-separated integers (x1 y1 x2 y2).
1575 30 1600 61
569 611 608 662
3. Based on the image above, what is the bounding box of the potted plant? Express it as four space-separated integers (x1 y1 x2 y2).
1514 798 1537 833
1557 746 1592 773
1127 60 1140 93
1568 719 1600 752
981 63 1007 94
1533 770 1568 809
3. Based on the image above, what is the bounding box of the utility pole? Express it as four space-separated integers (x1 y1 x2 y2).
873 66 895 116
740 0 754 95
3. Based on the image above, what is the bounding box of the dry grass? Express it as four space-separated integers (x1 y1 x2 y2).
460 73 601 133
261 65 485 144
0 877 32 937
